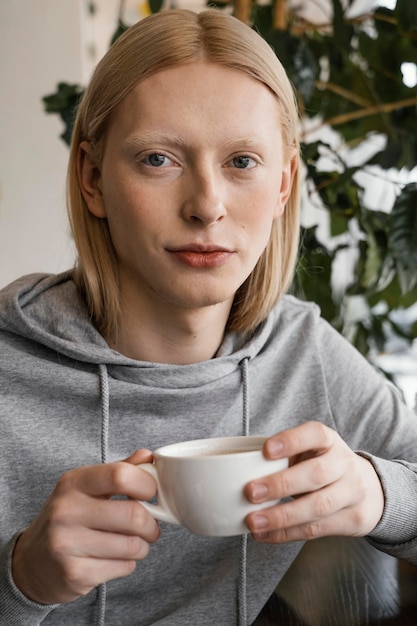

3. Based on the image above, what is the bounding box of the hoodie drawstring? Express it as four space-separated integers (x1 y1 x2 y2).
241 357 250 438
238 357 250 626
99 364 110 465
97 364 110 626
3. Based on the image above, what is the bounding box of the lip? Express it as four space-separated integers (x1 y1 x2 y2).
168 244 233 253
167 244 235 269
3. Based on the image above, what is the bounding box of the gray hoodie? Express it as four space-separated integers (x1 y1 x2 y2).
1 271 417 626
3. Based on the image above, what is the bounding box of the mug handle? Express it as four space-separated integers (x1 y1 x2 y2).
139 463 181 526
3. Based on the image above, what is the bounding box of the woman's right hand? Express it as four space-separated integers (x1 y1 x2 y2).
12 450 160 605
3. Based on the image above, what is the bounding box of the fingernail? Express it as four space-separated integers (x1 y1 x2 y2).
252 514 269 531
254 531 269 541
251 483 268 502
267 439 284 458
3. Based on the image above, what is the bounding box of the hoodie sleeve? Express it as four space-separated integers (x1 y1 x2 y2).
313 314 417 564
362 455 417 560
0 533 59 625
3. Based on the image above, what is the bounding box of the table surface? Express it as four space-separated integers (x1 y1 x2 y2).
253 536 417 625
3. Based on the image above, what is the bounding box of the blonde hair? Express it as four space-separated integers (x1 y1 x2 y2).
67 8 300 338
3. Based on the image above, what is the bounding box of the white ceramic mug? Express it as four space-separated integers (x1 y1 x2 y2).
139 436 288 537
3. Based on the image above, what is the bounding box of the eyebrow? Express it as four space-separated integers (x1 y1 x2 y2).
222 137 267 151
122 131 269 155
123 131 188 151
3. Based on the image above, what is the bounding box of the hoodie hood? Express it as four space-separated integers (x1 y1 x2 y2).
0 271 275 382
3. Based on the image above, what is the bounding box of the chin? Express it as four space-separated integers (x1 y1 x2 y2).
168 289 235 311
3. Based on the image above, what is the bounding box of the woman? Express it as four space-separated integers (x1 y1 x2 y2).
1 8 417 626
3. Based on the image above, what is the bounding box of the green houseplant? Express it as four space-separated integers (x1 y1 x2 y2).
43 0 417 366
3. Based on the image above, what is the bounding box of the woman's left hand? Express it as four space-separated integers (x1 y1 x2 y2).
245 421 385 543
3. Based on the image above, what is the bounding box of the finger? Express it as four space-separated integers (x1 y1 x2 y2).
263 421 336 460
84 499 160 542
52 555 138 600
76 557 137 586
59 525 156 561
249 506 364 544
246 447 345 503
55 461 157 501
246 480 353 537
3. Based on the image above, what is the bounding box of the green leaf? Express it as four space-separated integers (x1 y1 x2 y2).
389 183 417 272
368 272 417 310
330 214 349 237
42 83 84 146
267 30 318 103
350 321 371 357
252 4 273 40
396 264 417 294
110 20 128 46
396 0 417 32
149 0 164 13
369 314 387 352
332 0 352 50
389 315 417 343
294 227 337 323
362 231 382 289
42 82 83 112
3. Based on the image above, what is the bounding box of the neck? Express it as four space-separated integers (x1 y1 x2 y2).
107 294 232 365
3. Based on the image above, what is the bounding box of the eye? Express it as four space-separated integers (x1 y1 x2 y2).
143 153 173 167
229 155 257 169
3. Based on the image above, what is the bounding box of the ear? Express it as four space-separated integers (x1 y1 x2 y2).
274 148 298 219
77 141 107 218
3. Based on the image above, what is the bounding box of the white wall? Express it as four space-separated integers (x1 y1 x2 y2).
0 1 85 287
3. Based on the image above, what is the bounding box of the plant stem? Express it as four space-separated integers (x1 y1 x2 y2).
273 0 287 30
311 97 417 132
315 81 371 107
118 0 126 22
234 0 252 24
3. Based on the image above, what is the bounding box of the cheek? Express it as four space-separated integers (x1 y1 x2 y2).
242 190 279 233
102 196 141 253
103 184 144 228
247 198 279 254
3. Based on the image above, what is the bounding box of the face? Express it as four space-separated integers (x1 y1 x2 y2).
79 62 296 320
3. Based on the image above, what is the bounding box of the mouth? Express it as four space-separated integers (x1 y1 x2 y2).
168 244 233 253
166 244 235 269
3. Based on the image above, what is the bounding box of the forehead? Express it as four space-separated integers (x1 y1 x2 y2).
106 62 283 145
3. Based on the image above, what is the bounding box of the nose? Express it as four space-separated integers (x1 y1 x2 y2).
181 167 226 226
